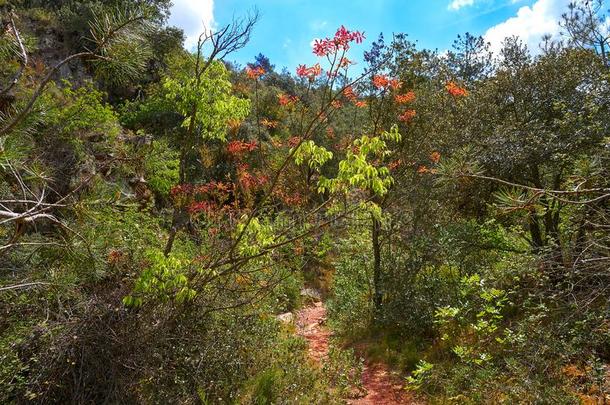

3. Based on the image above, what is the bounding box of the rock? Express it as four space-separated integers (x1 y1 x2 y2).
300 288 322 301
306 322 318 330
276 312 294 323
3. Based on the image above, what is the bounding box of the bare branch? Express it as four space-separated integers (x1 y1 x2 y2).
0 13 28 97
0 282 52 292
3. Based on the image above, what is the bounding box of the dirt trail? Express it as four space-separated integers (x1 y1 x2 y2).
296 301 332 362
296 301 419 404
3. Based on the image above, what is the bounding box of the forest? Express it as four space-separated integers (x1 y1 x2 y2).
1 0 609 403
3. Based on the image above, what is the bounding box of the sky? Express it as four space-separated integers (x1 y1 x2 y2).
167 0 573 72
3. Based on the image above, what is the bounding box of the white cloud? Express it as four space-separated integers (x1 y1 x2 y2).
483 0 570 54
448 0 476 11
168 0 215 50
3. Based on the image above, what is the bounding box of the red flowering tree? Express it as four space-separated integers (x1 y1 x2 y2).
131 24 409 313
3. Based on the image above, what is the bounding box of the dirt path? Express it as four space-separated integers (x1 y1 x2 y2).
296 301 419 404
296 301 332 362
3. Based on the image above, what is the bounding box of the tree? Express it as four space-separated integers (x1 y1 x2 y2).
446 32 492 84
163 11 258 256
249 52 275 73
562 0 610 67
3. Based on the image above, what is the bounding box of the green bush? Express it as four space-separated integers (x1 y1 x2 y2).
327 243 372 338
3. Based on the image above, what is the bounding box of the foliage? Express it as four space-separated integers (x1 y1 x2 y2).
318 126 401 197
322 344 365 398
142 139 180 197
293 140 333 170
123 249 196 306
44 80 121 139
163 60 250 143
327 224 373 337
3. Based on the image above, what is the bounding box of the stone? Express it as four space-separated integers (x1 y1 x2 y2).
300 288 322 301
276 312 294 323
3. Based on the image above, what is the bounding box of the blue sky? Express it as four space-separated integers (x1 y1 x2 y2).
168 0 572 72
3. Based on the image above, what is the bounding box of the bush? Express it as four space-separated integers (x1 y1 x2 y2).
326 233 373 338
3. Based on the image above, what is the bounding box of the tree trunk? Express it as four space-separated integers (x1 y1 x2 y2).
164 103 196 257
372 215 382 320
528 213 545 251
